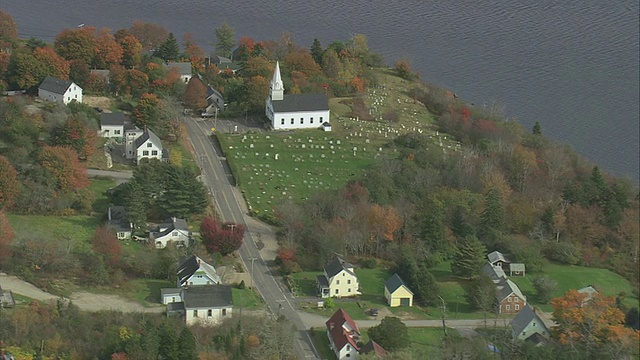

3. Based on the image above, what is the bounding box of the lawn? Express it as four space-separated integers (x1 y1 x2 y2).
119 278 175 305
7 214 101 251
167 140 199 174
89 177 116 214
510 263 640 312
308 329 337 360
405 327 459 356
233 287 263 310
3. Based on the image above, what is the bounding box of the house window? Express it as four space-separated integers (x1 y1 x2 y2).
508 297 512 302
172 297 176 302
172 231 178 236
336 280 340 285
281 119 285 125
290 118 294 125
152 150 158 155
222 309 227 316
347 280 351 284
335 289 339 294
533 322 536 327
143 151 149 156
207 309 212 316
310 117 314 123
114 130 121 135
320 117 323 121
300 118 303 124
523 331 526 336
514 297 519 302
348 288 351 293
506 305 510 311
147 143 152 147
193 310 198 317
515 305 520 310
118 232 125 238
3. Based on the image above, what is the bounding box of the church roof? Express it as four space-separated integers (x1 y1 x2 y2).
270 61 284 91
272 93 329 113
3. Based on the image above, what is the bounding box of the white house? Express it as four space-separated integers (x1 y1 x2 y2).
107 205 132 240
150 217 191 249
165 285 233 326
99 112 126 140
265 61 330 130
183 285 233 326
166 62 192 83
133 129 165 164
38 76 83 105
326 309 361 360
316 256 360 298
511 305 550 342
487 250 510 269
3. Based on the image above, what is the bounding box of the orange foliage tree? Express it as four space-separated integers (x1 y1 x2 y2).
0 155 19 210
94 28 123 69
0 210 15 265
552 290 639 358
33 46 70 80
183 77 207 110
52 114 98 159
37 146 89 192
118 34 142 68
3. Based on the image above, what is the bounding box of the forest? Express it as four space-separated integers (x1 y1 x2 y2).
0 7 638 360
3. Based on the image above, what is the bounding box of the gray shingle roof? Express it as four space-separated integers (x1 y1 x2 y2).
487 251 509 264
497 278 526 302
324 256 355 278
316 274 329 288
177 255 220 286
509 263 525 272
134 130 163 150
39 76 73 95
166 62 192 76
272 93 329 113
183 285 233 308
100 112 126 126
385 273 412 294
511 305 546 337
161 287 181 299
481 263 507 282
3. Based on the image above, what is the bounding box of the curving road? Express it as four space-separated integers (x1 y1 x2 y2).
185 118 321 359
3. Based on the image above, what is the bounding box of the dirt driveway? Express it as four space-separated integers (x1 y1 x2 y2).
0 273 163 313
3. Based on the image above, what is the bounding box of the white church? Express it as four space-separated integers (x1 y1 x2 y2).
265 61 331 130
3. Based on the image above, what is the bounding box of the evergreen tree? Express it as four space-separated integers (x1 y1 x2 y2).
214 22 235 58
451 206 475 239
451 235 486 278
156 32 180 61
532 121 542 135
310 38 323 65
126 181 147 233
158 324 179 360
177 328 198 360
368 317 410 352
422 200 447 254
479 188 505 243
413 266 439 306
161 166 208 218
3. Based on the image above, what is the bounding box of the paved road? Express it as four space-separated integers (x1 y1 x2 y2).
185 119 321 359
87 169 133 185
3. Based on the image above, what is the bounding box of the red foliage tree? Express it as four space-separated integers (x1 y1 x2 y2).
53 114 98 159
94 28 123 69
200 217 244 256
33 46 70 80
38 146 89 191
0 210 15 265
54 27 97 65
0 155 19 210
91 225 122 267
183 77 207 110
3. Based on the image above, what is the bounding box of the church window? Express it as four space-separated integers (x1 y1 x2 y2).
300 118 303 124
281 119 285 125
310 117 314 123
291 118 294 124
320 117 323 122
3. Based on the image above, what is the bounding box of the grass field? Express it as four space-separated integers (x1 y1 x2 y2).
219 69 459 217
7 214 101 251
308 329 337 360
510 263 640 312
233 287 264 310
89 177 116 214
405 327 459 356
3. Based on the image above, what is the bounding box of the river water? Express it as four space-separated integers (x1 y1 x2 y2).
3 1 639 181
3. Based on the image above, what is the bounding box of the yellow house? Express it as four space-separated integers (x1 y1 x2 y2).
384 273 413 307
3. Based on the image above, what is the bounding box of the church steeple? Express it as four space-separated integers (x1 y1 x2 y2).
270 61 284 101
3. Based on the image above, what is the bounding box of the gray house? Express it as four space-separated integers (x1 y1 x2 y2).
166 62 192 83
511 305 550 342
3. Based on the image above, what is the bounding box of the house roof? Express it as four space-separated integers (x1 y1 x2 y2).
107 205 131 233
384 273 412 295
152 218 189 239
161 287 181 298
487 250 509 264
100 112 126 126
511 305 547 337
166 62 192 76
509 263 526 272
177 255 221 286
272 93 329 113
316 274 329 289
39 76 74 95
577 285 598 298
481 263 507 282
182 285 233 308
324 256 356 278
359 340 388 358
326 309 360 352
526 332 549 345
212 55 232 64
497 279 526 302
134 129 163 150
167 301 185 313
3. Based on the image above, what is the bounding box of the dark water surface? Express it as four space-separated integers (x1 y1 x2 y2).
4 1 639 181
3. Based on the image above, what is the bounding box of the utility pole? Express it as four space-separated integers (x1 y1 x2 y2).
438 295 448 337
250 257 257 289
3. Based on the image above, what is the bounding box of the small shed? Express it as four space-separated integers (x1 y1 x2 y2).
322 122 332 132
487 250 510 268
384 273 413 307
509 263 526 276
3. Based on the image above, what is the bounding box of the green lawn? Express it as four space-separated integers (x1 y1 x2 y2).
291 271 320 297
510 263 640 312
168 141 199 174
405 327 459 356
308 329 337 360
7 214 101 251
233 287 263 310
89 177 116 214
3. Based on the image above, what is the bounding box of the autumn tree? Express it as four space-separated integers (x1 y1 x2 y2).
130 20 168 51
183 33 205 71
93 28 123 68
91 225 122 268
465 275 497 326
33 46 70 79
69 59 91 87
0 210 15 265
0 10 18 42
240 56 273 79
394 59 415 80
7 50 48 89
133 93 160 129
552 290 639 359
367 317 410 352
38 145 89 191
183 77 207 110
214 22 235 58
532 276 558 304
245 75 269 112
200 217 244 256
118 34 143 68
54 27 96 65
283 50 321 76
0 155 19 210
451 235 486 278
52 114 98 159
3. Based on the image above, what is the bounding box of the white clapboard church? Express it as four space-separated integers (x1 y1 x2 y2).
265 61 330 130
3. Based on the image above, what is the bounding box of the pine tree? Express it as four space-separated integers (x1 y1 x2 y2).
479 188 505 243
126 181 147 233
310 38 323 65
177 328 198 360
451 235 487 278
532 121 542 135
155 32 180 61
214 22 235 58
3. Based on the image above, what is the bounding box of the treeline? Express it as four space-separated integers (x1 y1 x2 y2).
275 71 640 291
0 300 296 360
